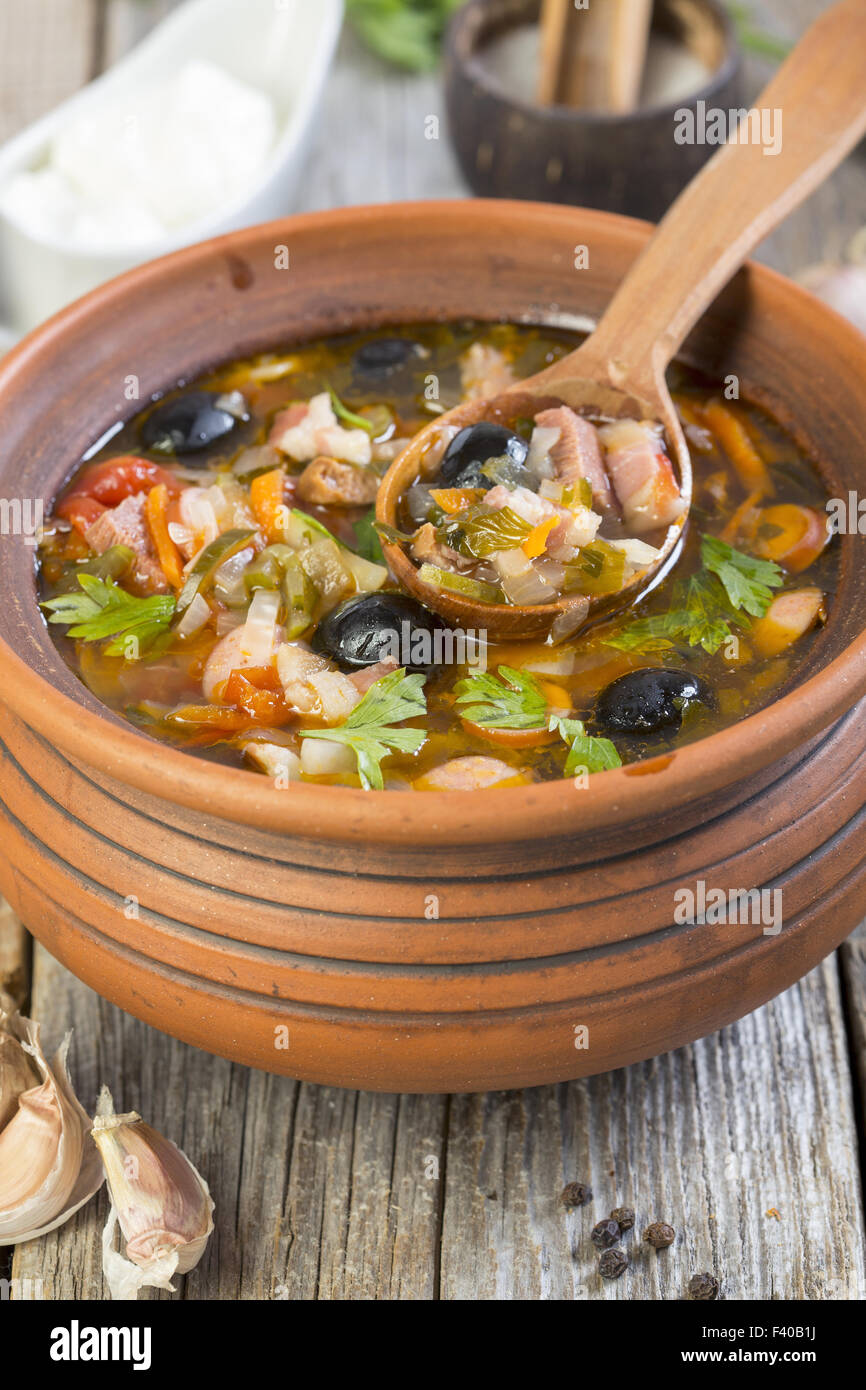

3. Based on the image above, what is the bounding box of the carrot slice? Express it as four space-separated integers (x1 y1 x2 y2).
429 488 486 514
702 401 774 497
250 467 288 542
754 504 830 574
144 484 184 589
522 515 559 558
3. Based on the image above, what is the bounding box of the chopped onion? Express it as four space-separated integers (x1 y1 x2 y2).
175 592 211 639
527 425 560 478
524 650 576 676
492 548 555 605
243 588 281 665
213 546 255 606
300 739 356 777
180 489 220 547
242 742 301 781
607 537 661 571
168 521 194 549
216 610 245 636
215 390 249 420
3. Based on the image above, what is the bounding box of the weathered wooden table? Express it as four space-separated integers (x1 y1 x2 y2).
1 0 864 1300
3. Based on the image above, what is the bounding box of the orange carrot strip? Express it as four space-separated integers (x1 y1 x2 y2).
702 401 774 497
429 488 486 514
250 467 288 542
144 484 184 589
754 504 830 573
522 516 559 558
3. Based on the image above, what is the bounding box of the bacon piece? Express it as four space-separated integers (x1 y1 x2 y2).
269 392 372 465
534 407 618 514
597 419 686 534
296 456 379 507
349 656 400 695
84 493 169 595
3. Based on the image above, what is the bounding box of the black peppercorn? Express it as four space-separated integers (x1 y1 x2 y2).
689 1272 720 1301
560 1182 593 1208
599 1248 628 1280
591 1219 621 1250
610 1206 635 1233
643 1221 676 1249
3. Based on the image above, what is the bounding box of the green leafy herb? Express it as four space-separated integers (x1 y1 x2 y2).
329 388 376 434
700 534 783 617
605 536 783 657
41 573 175 658
440 504 532 558
549 716 622 776
562 541 627 596
353 505 386 564
454 665 548 730
345 0 463 72
299 667 427 790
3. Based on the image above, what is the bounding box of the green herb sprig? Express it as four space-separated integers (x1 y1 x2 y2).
548 716 622 776
454 665 548 730
41 574 176 658
299 667 427 790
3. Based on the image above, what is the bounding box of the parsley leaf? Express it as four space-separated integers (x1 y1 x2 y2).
353 505 386 564
549 716 622 776
346 0 463 72
700 535 783 617
453 665 548 730
298 667 427 790
41 574 176 658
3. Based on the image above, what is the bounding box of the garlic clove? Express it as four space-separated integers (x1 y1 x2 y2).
0 996 40 1132
0 1015 104 1245
92 1087 215 1301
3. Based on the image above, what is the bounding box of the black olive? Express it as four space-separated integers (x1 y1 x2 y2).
140 390 247 456
594 668 715 736
353 338 423 378
438 423 530 489
312 593 450 672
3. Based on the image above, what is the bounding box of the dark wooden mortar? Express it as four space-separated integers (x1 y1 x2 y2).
445 0 742 221
0 201 864 1092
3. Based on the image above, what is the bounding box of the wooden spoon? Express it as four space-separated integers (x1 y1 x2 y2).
377 0 866 642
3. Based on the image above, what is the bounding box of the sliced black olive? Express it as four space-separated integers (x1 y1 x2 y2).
594 668 716 736
353 338 423 378
438 423 530 489
312 592 450 672
140 390 248 457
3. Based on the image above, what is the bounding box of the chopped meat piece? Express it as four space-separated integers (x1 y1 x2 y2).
349 656 400 695
413 756 531 791
296 456 379 507
484 484 557 527
269 392 372 465
84 492 168 595
597 419 686 534
410 522 474 573
534 407 618 514
459 343 516 400
276 644 332 714
307 670 361 724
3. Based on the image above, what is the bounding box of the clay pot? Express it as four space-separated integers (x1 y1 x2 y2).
0 201 865 1092
444 0 743 222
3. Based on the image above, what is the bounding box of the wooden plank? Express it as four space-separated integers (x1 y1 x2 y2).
11 948 448 1299
0 898 29 1007
0 0 98 143
440 959 865 1300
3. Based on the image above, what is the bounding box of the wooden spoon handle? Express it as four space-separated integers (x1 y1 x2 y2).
573 0 866 394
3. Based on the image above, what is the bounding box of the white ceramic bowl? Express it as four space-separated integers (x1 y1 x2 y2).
0 0 343 336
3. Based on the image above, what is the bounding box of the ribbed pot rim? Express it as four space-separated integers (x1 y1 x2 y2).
0 201 865 846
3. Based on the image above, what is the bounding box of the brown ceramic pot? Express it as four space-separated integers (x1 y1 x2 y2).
0 201 865 1092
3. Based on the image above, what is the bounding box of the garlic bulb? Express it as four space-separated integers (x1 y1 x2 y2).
92 1087 214 1301
0 996 104 1244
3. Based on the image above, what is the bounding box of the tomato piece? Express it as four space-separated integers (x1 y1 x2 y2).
223 666 291 724
756 504 830 573
76 456 183 506
56 494 106 533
